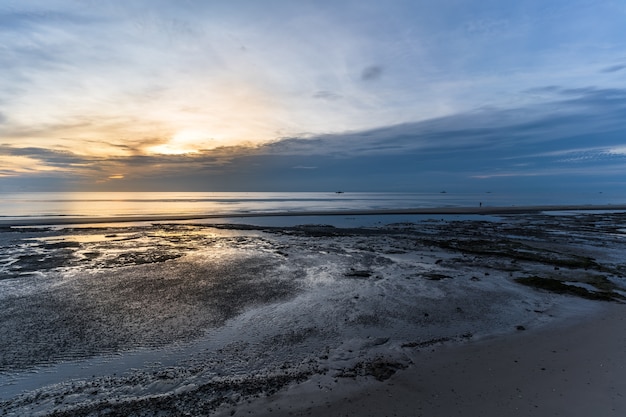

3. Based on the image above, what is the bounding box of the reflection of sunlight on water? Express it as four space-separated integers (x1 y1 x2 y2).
3 191 575 221
28 226 231 245
4 192 238 218
2 192 626 225
9 225 259 283
53 192 226 217
31 234 122 244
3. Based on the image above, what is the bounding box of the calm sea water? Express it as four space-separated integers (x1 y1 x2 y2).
0 191 624 224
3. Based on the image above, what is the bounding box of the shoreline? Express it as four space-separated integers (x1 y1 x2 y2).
2 203 626 226
230 302 626 417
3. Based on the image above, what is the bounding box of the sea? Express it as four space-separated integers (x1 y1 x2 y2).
1 191 624 227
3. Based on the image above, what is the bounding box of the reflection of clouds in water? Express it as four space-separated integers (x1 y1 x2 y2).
0 232 302 370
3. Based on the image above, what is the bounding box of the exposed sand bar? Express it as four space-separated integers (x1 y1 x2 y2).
244 303 626 417
2 203 626 226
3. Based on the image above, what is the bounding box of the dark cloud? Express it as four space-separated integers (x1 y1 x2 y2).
239 85 626 192
0 146 88 167
266 87 626 159
360 65 383 81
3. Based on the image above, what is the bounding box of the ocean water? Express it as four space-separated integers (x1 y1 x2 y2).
0 191 624 225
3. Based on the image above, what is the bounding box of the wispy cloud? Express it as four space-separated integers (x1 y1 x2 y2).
605 146 626 155
601 64 626 73
312 91 342 101
471 163 626 180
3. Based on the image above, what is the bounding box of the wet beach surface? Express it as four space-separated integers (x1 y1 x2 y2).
0 212 625 416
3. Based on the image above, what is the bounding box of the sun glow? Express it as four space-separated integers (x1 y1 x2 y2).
147 130 215 155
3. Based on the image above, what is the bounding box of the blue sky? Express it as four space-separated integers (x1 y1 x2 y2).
1 0 626 193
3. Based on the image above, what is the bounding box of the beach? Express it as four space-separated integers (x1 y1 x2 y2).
1 208 625 416
240 302 626 417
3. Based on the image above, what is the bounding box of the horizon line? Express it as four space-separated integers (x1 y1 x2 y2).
2 204 626 227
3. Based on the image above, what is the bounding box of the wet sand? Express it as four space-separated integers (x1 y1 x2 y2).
1 211 625 416
243 302 626 417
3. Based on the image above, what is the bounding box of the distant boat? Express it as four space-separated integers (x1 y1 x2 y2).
440 190 447 194
335 191 344 194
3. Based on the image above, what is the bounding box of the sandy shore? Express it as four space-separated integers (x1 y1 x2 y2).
1 211 625 416
2 203 626 226
236 302 626 417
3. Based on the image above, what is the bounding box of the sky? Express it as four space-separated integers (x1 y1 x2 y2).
1 0 626 193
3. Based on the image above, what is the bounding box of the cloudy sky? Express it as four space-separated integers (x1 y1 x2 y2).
1 0 626 193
